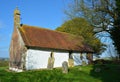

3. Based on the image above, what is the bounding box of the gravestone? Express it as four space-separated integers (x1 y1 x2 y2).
62 61 68 74
68 59 74 67
95 68 101 72
47 52 55 70
68 52 74 67
82 61 87 66
47 57 55 70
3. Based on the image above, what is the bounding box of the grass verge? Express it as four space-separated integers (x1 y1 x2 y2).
0 64 120 82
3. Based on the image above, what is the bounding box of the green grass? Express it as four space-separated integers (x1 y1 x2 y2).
0 64 120 82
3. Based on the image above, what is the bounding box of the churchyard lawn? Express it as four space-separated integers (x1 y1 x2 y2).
0 60 120 82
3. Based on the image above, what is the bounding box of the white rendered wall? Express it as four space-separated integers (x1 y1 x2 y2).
54 52 69 67
25 49 89 70
26 49 69 70
82 53 88 64
26 49 51 70
73 53 88 66
73 53 82 65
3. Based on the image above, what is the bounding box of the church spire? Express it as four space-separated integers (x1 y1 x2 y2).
14 7 20 28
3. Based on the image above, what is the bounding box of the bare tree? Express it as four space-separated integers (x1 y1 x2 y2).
64 0 120 59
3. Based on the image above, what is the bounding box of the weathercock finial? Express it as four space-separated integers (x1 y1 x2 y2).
14 7 20 15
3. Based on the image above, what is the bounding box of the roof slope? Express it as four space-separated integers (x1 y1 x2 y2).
19 25 93 52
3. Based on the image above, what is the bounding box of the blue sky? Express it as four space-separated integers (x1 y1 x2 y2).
0 0 117 58
0 0 71 58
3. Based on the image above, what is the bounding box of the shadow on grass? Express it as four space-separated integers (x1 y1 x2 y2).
90 63 120 82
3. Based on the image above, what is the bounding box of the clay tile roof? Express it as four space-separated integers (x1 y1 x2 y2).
19 25 94 52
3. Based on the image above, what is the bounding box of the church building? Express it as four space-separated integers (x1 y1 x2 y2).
9 8 93 72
